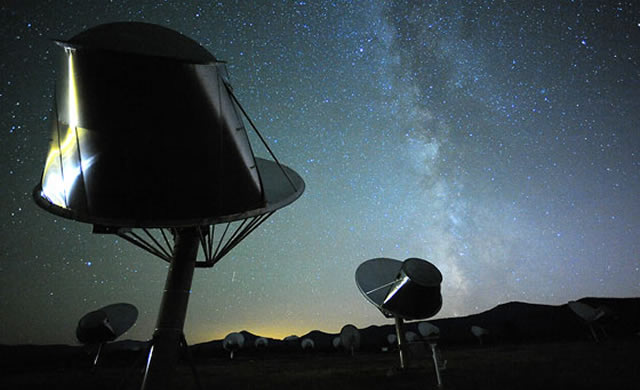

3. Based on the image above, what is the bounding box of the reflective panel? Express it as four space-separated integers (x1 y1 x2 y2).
355 258 403 318
356 257 443 320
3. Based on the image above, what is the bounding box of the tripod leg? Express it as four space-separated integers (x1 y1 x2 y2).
181 333 204 390
118 341 152 390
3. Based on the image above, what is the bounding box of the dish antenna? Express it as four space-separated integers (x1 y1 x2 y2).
76 303 138 370
568 301 607 342
470 325 489 345
32 22 304 390
301 338 315 351
254 337 269 349
355 257 442 370
332 336 341 349
223 332 245 359
418 322 440 340
418 322 446 387
404 331 419 343
339 324 361 356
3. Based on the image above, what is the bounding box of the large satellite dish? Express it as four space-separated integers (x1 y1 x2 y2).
355 257 442 372
32 22 304 390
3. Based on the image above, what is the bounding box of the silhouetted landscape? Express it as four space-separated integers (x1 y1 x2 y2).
2 297 639 389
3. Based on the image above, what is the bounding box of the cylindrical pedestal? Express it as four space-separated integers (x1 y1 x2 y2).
394 316 407 369
142 227 200 390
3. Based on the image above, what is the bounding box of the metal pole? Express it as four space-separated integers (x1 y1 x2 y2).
394 316 407 369
430 342 443 387
142 227 200 390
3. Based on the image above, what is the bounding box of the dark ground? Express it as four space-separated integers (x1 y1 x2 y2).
2 338 639 389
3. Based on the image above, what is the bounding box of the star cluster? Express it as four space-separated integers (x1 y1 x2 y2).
1 1 638 345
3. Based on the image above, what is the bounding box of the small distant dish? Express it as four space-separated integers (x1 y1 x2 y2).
301 338 315 350
254 337 269 349
223 332 245 359
470 325 489 345
332 336 341 349
76 303 138 344
418 322 440 340
568 300 607 342
568 301 605 323
340 324 361 355
404 331 419 343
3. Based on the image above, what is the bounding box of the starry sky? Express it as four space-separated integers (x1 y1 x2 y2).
1 1 638 346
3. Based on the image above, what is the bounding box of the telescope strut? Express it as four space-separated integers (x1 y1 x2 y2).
141 227 199 390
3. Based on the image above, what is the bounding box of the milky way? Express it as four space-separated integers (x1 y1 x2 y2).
1 1 638 345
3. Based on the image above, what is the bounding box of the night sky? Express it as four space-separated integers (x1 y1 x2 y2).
1 1 638 346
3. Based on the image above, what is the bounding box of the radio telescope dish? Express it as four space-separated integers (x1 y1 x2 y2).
223 332 245 359
404 331 419 343
254 337 269 349
301 338 315 351
387 333 397 345
339 324 361 356
77 303 138 344
471 325 489 345
355 257 443 370
568 301 606 342
418 322 440 340
76 303 137 369
355 258 442 320
568 301 605 323
332 336 341 349
32 22 304 390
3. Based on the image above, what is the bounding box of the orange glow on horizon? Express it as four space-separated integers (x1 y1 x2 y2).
189 323 332 344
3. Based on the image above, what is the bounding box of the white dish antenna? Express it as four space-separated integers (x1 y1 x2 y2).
254 337 269 349
223 332 245 359
340 324 361 356
471 325 489 345
387 333 397 345
405 331 419 343
418 322 440 340
332 336 341 349
301 338 315 350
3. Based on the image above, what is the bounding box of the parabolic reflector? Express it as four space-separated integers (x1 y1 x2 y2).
76 303 138 344
356 257 443 320
32 22 305 390
355 258 403 318
33 22 303 228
